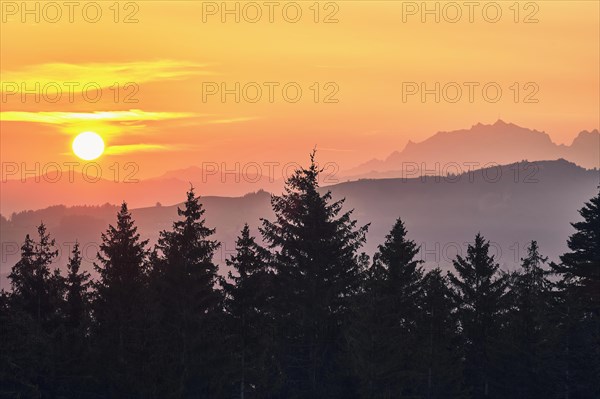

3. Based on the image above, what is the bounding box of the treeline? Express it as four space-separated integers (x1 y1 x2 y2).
0 155 598 399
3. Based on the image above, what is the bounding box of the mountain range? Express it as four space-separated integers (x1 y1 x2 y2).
343 120 599 178
1 120 598 215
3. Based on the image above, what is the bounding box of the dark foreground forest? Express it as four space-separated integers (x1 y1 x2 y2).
1 156 599 399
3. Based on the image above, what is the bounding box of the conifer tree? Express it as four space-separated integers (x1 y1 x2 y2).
349 218 423 398
8 235 36 312
552 189 600 307
152 187 223 398
4 224 64 396
418 268 465 399
64 242 91 330
260 152 368 397
448 233 508 398
501 241 554 398
222 224 277 398
92 202 150 396
9 225 62 324
551 189 600 398
57 242 93 396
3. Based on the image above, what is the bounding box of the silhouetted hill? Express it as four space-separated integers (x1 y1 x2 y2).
331 159 598 268
0 170 282 216
1 160 598 290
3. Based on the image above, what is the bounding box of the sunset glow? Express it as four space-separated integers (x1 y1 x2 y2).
1 1 598 179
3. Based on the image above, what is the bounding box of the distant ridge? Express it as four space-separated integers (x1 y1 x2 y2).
344 120 599 178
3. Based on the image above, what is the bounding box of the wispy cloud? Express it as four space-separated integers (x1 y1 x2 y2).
0 60 213 92
105 144 173 155
0 110 199 124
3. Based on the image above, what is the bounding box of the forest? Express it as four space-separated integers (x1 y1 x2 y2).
0 155 599 399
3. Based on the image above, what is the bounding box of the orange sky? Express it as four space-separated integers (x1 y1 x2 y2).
1 1 599 178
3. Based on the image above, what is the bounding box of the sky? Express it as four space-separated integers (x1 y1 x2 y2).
1 0 599 179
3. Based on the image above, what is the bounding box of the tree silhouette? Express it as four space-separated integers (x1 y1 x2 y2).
152 187 223 398
418 268 465 399
551 189 600 398
58 242 93 396
500 241 554 399
92 202 150 396
3 224 64 396
64 242 91 330
552 189 600 309
349 217 423 398
222 224 277 398
448 233 508 398
9 225 62 324
260 152 369 397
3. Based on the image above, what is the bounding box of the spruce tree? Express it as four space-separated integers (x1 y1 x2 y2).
349 217 423 398
57 242 93 397
260 152 369 398
92 202 150 396
4 224 64 396
8 234 36 313
64 242 91 330
551 189 600 398
418 268 465 399
9 225 62 324
222 224 277 398
552 189 600 307
152 187 223 398
501 241 554 398
448 233 508 398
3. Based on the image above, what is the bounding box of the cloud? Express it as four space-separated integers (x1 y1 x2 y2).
105 144 173 155
0 110 199 124
0 60 213 93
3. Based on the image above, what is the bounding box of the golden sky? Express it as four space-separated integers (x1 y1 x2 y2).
1 1 598 178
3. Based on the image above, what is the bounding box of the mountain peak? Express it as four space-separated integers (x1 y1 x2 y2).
575 129 600 137
571 129 600 147
471 119 520 131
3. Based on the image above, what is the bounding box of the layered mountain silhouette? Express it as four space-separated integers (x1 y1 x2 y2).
2 120 597 215
2 159 598 290
344 120 599 178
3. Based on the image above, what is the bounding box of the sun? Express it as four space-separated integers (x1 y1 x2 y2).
72 132 105 160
